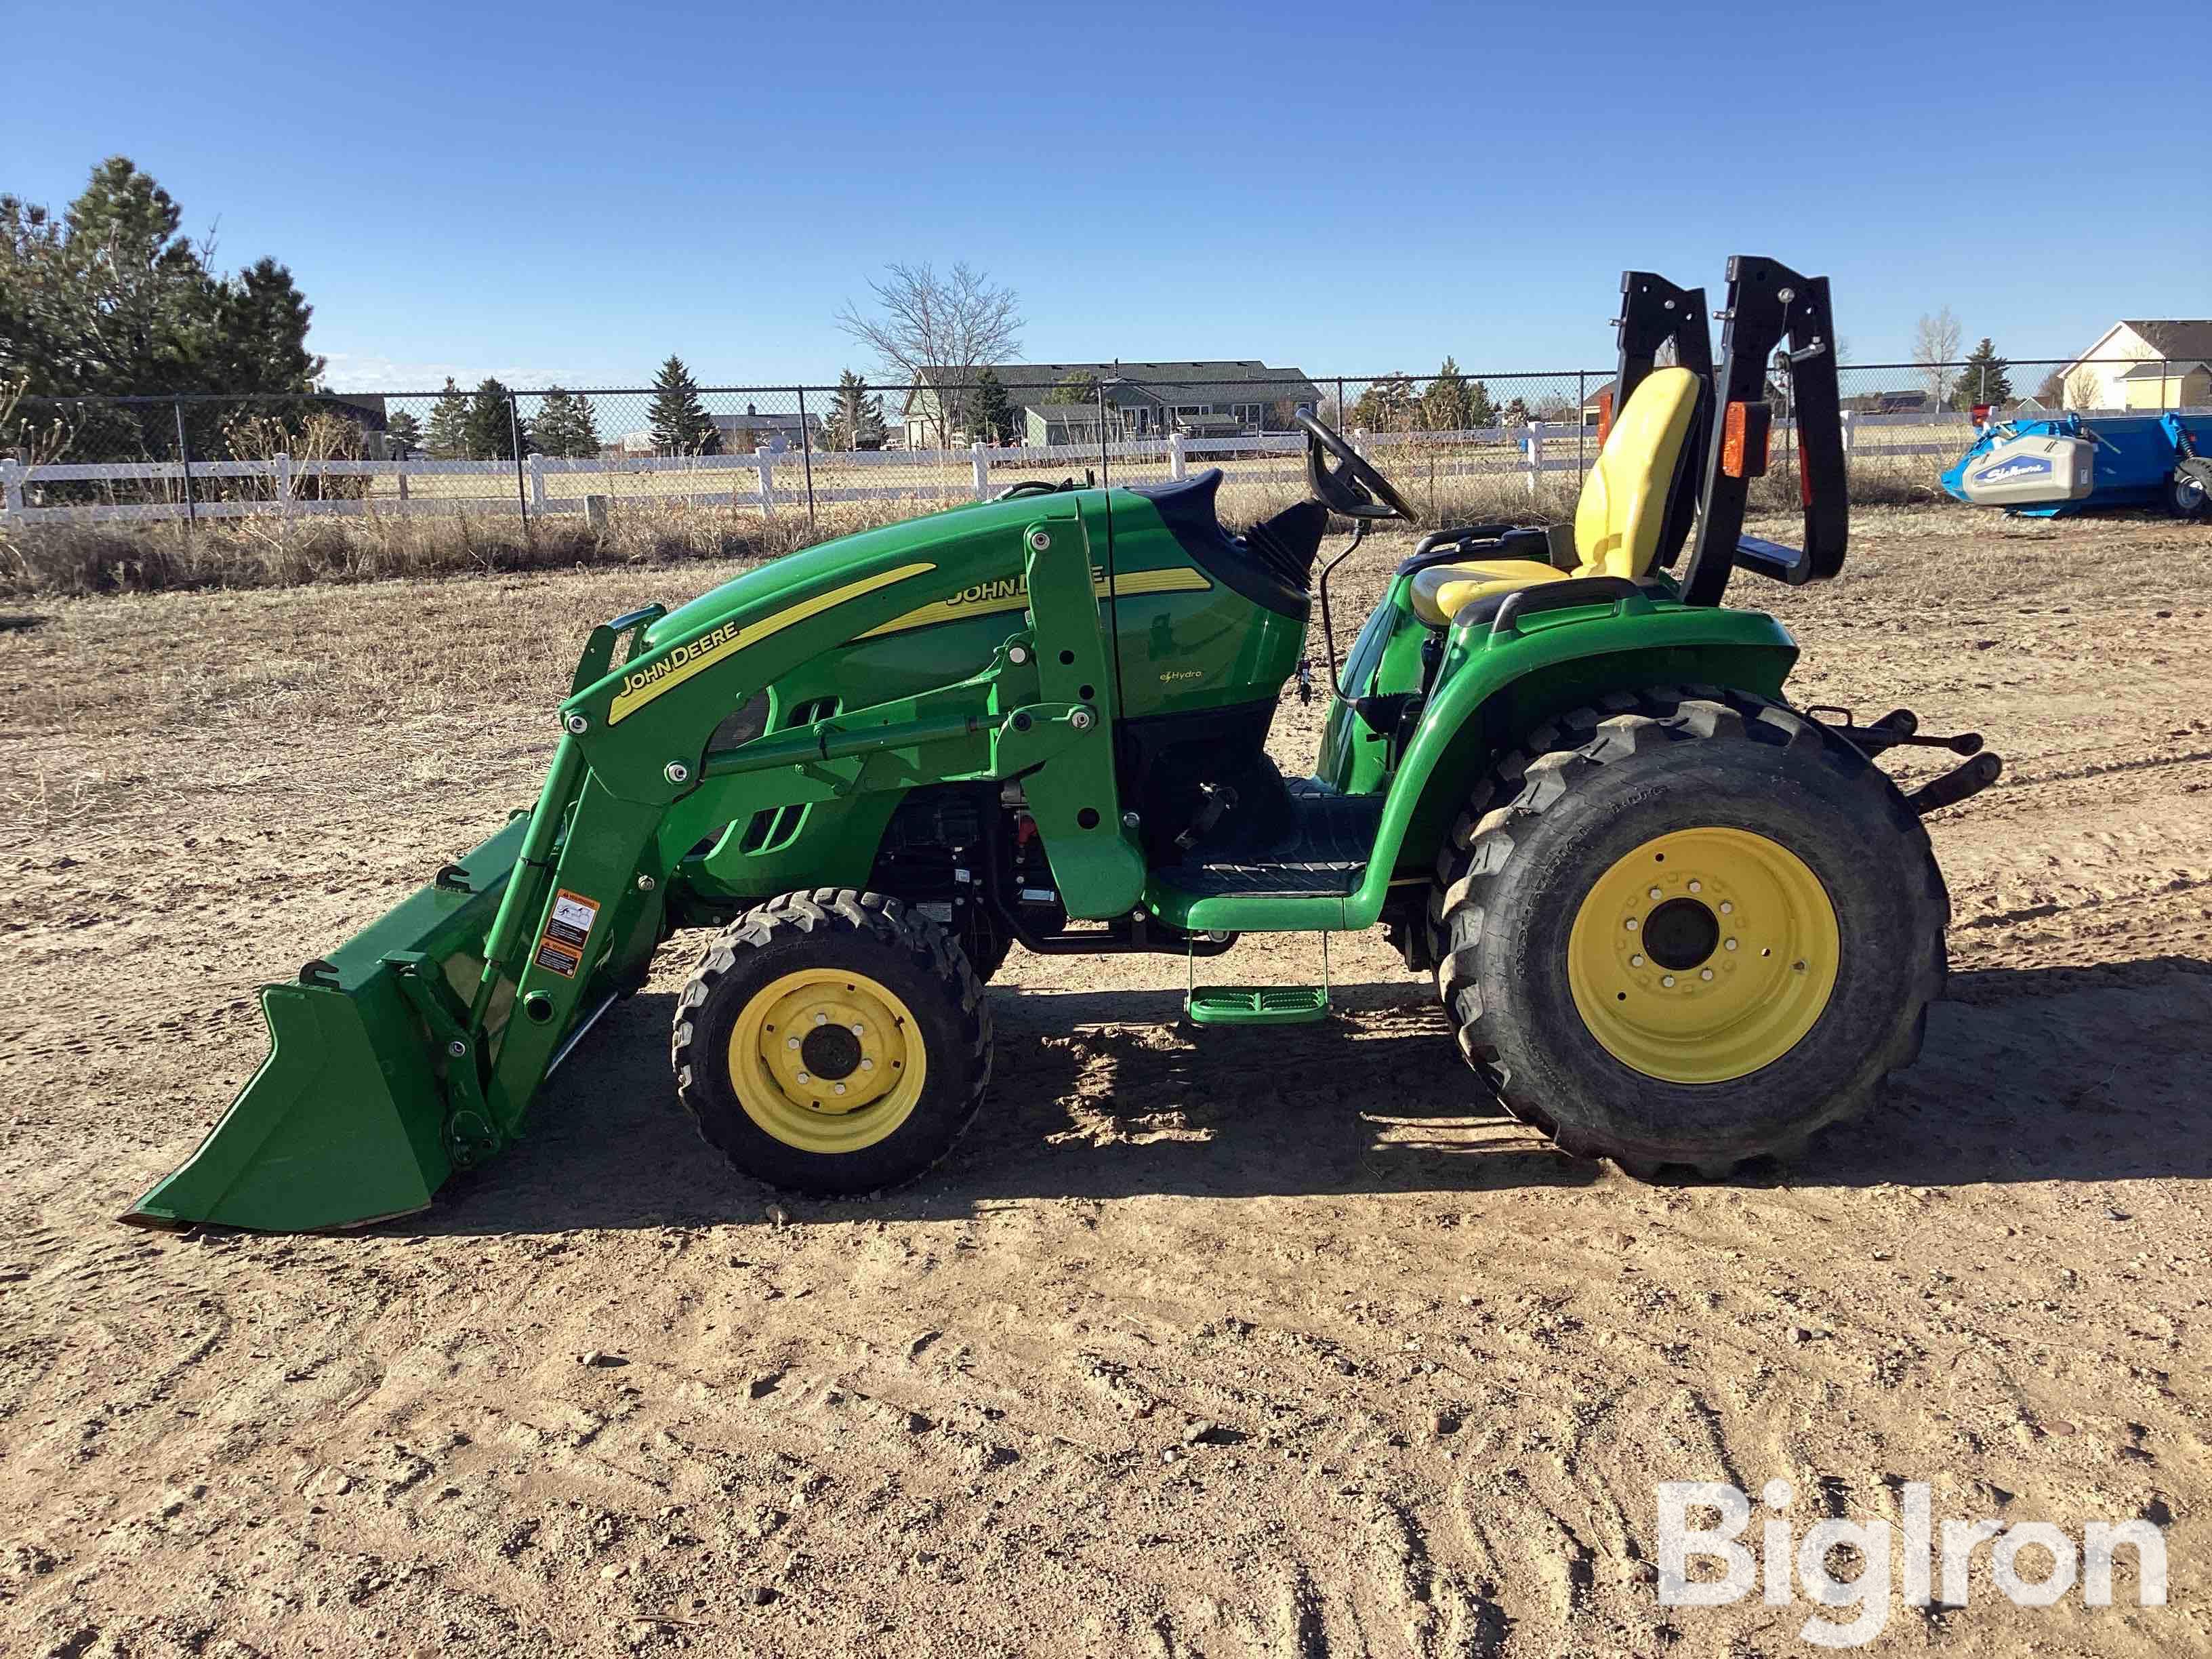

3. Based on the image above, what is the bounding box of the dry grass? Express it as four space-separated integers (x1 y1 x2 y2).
0 497 935 600
3 449 1984 602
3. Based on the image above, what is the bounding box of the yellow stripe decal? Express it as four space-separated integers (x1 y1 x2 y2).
609 561 937 724
855 565 1212 640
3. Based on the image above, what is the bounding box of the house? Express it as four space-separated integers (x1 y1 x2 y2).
716 405 822 451
900 361 1322 449
615 405 821 456
1840 389 1931 415
2057 321 2212 411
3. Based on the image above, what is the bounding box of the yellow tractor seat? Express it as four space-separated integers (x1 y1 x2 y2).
1408 558 1566 626
1404 366 1705 628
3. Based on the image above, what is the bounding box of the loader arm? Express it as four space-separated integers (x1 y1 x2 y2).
129 506 1139 1231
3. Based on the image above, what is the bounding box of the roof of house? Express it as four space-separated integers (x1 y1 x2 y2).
2116 356 2211 378
909 361 1319 411
2121 321 2212 361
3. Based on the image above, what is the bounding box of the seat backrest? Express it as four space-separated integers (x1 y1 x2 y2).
1571 366 1702 579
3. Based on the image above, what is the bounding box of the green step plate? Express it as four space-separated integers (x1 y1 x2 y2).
1185 985 1332 1026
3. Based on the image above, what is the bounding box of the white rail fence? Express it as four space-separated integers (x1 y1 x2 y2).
1 409 2001 527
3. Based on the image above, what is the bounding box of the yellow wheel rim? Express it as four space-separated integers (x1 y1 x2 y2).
727 968 927 1153
1566 827 1839 1084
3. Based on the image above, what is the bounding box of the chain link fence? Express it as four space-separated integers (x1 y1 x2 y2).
6 359 2207 535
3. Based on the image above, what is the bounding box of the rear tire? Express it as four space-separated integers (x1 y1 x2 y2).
672 888 991 1196
1432 688 1947 1176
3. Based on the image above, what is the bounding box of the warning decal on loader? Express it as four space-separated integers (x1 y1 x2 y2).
534 940 583 978
533 888 600 979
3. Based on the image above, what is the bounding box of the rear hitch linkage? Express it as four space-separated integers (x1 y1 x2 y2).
1807 705 2004 817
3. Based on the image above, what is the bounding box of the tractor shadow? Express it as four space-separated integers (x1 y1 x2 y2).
419 955 2212 1234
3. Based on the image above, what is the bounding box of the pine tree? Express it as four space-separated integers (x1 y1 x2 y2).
1953 338 2012 411
424 377 469 458
462 377 527 459
1420 357 1474 431
649 355 719 455
1351 373 1417 430
823 369 886 451
204 256 321 394
1465 377 1498 428
531 387 600 458
969 367 1015 443
0 158 324 397
384 409 424 454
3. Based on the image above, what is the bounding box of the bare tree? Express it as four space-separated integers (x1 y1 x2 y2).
836 262 1023 446
2064 365 2104 411
1912 306 1963 406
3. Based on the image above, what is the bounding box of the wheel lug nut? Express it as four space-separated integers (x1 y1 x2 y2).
1629 954 1644 968
1624 918 1639 932
851 1022 864 1034
814 1012 827 1025
834 1082 847 1096
860 1058 875 1071
1662 974 1676 987
1724 938 1738 951
786 1036 799 1049
796 1071 810 1083
1719 901 1734 915
1687 880 1702 893
1647 886 1662 900
1700 968 1714 981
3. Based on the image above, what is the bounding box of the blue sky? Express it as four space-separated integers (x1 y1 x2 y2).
9 1 2204 390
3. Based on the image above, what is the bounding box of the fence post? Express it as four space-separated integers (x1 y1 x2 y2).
276 453 293 517
173 397 197 527
1095 382 1109 489
1839 409 1855 458
1525 420 1542 497
2162 358 2171 410
529 452 546 510
1168 430 1187 482
0 457 20 514
796 387 817 535
1576 371 1586 479
396 459 411 507
971 441 989 500
756 445 775 518
508 393 529 528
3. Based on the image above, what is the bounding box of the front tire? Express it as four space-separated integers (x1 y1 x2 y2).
672 889 991 1196
1433 689 1947 1176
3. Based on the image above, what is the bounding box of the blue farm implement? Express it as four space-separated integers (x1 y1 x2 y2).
1942 410 2211 520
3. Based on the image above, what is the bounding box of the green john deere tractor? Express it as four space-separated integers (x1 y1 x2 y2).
127 257 2003 1231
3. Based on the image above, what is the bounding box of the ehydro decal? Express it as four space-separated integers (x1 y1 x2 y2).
1975 456 2053 485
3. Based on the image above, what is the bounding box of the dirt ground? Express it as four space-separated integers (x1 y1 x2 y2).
2 508 2208 1658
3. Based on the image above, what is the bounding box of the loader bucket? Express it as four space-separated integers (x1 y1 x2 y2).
123 813 533 1232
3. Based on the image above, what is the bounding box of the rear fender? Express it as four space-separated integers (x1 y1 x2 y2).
1366 605 1798 906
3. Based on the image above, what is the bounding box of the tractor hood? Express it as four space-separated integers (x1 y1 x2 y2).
643 493 1087 652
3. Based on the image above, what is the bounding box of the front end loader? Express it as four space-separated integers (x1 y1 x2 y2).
128 255 2003 1231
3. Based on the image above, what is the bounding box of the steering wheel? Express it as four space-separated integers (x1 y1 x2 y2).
1295 412 1417 522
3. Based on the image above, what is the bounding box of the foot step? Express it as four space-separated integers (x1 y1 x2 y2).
1185 985 1330 1025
